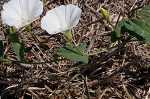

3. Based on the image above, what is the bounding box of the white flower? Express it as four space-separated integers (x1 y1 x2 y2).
1 0 43 29
41 4 82 34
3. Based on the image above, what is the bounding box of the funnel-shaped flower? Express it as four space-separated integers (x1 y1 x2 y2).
1 0 43 29
41 4 82 34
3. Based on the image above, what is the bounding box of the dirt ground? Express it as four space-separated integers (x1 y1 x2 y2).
0 0 150 99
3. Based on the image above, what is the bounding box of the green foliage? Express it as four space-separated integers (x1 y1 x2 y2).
8 27 26 62
112 5 150 44
138 6 150 20
111 19 127 42
56 43 88 63
124 20 149 42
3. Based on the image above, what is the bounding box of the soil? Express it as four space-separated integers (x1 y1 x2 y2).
0 0 150 99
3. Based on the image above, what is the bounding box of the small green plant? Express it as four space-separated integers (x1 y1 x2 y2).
111 6 150 44
8 27 26 61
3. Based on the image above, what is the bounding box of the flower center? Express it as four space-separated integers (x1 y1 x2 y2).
21 15 30 23
60 23 69 33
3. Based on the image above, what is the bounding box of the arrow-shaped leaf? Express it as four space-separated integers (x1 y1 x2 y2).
56 43 88 63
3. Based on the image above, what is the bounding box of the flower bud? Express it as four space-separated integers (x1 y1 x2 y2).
65 31 73 43
100 7 110 23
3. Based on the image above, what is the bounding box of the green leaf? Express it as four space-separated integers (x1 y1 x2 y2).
138 6 150 20
114 19 127 37
111 31 120 42
8 28 26 62
111 19 127 42
125 20 150 43
112 5 150 43
56 43 88 63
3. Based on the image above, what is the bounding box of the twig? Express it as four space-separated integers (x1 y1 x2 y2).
84 76 90 99
122 84 132 99
86 36 96 53
89 61 139 86
129 0 138 11
130 0 146 12
44 85 52 93
27 88 40 99
98 87 109 99
0 80 19 84
85 4 104 21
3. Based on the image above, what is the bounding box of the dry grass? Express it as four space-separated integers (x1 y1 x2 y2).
0 0 150 99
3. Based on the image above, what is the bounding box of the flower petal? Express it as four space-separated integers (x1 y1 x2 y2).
1 0 22 25
1 0 43 29
2 11 22 28
65 4 82 28
41 15 62 34
41 4 82 34
19 0 30 20
41 5 66 34
19 0 43 21
28 0 43 20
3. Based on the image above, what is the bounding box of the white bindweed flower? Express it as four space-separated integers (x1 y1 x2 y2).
41 4 82 34
1 0 43 29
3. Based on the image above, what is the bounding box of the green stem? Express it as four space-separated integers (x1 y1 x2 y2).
65 31 85 55
109 21 115 29
9 26 16 34
25 25 40 43
65 31 77 46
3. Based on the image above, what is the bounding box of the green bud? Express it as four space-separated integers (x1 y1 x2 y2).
100 7 110 23
65 31 73 43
